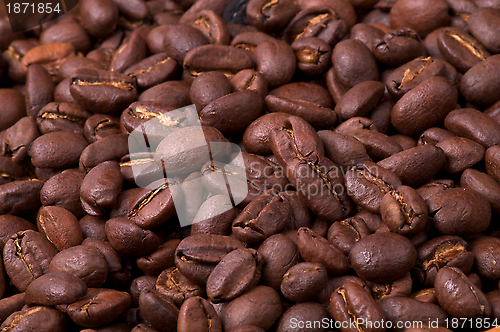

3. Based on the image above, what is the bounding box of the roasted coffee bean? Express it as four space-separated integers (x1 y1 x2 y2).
435 266 491 319
57 57 104 82
190 194 236 236
175 234 245 285
70 68 138 114
281 262 328 302
253 40 296 88
136 238 179 276
139 80 191 107
486 145 500 183
427 188 491 235
3 230 58 291
36 102 91 136
460 168 500 213
79 134 129 172
246 0 299 32
327 217 370 256
79 0 120 39
468 8 500 53
220 286 283 331
418 127 455 146
49 245 108 287
460 54 500 107
282 6 347 46
0 293 26 323
0 306 68 332
257 234 300 290
335 81 385 122
0 89 25 132
82 238 125 279
25 64 55 118
436 137 485 173
156 267 205 307
37 206 83 250
318 131 371 173
0 180 45 216
367 273 413 301
28 131 88 169
416 235 473 286
25 272 87 306
124 53 178 89
331 39 379 88
389 0 449 38
344 161 402 214
2 116 39 164
21 43 75 74
40 170 85 218
110 29 148 73
105 217 160 256
61 288 132 328
0 215 36 244
40 22 92 54
330 282 386 332
84 114 121 143
350 230 417 282
192 10 231 45
276 302 330 332
297 227 350 276
232 189 291 244
379 297 448 332
445 108 500 148
468 236 500 280
207 248 263 302
391 76 458 136
139 287 179 332
291 37 332 77
374 28 425 67
377 144 446 187
437 27 491 73
177 296 222 332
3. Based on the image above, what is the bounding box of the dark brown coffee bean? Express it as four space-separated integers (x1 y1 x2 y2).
40 169 86 218
80 161 123 216
460 168 500 214
0 215 36 244
486 145 500 183
79 134 129 172
377 144 446 187
0 89 25 132
297 227 350 276
427 188 491 235
139 287 179 332
25 272 87 306
246 0 299 32
156 267 205 307
21 43 75 75
82 238 124 278
436 137 485 173
418 127 455 146
332 39 379 88
435 266 491 318
0 306 68 332
335 81 385 122
192 10 230 45
350 230 417 282
136 238 179 276
374 28 425 67
175 234 245 285
220 286 283 332
25 64 55 118
232 189 291 244
138 81 191 108
79 216 107 241
0 180 44 216
253 40 296 88
57 57 105 82
389 0 449 38
460 54 500 106
105 217 160 256
110 29 147 73
437 27 491 73
191 194 236 236
40 22 92 54
329 282 386 332
62 288 132 328
79 0 119 38
28 131 88 169
282 6 347 46
416 235 473 286
124 53 178 89
292 37 332 77
281 262 328 302
468 236 500 280
207 248 263 302
468 8 500 53
318 131 371 174
177 296 222 332
70 68 138 114
2 116 39 164
327 217 370 256
367 273 413 301
37 206 83 251
36 102 92 136
49 245 108 287
344 161 402 214
445 108 500 148
379 297 448 332
257 234 300 290
391 76 458 136
0 293 26 324
84 114 121 143
276 302 330 332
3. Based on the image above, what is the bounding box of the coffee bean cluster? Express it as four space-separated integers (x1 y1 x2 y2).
0 0 500 331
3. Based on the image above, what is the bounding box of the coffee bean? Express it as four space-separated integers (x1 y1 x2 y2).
37 206 83 250
25 272 88 306
178 296 223 332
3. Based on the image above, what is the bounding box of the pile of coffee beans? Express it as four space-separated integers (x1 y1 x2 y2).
1 0 500 331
